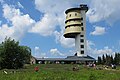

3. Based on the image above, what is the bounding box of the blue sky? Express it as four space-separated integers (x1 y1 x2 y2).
0 0 120 58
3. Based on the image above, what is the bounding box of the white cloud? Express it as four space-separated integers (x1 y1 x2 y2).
50 48 65 57
54 31 75 48
34 46 46 58
87 0 120 25
59 36 75 48
90 26 106 35
87 40 95 57
32 0 89 48
0 0 4 4
30 0 71 37
35 46 39 50
3 4 21 20
95 46 113 55
34 0 73 14
30 14 58 36
17 2 24 8
0 21 2 25
48 40 115 58
33 47 75 58
87 40 115 58
0 4 35 42
0 24 14 42
87 40 95 51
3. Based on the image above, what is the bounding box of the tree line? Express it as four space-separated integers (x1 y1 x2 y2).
0 37 31 69
97 53 120 65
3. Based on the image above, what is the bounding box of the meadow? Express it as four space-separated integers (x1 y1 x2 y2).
0 64 120 80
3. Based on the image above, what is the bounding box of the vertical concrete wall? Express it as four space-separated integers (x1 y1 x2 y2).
80 10 87 56
75 34 80 56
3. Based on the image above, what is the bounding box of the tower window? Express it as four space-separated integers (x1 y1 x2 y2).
81 45 84 48
81 23 83 26
80 39 84 43
81 17 83 20
81 51 84 54
75 13 77 16
80 35 84 37
81 27 84 31
69 14 71 17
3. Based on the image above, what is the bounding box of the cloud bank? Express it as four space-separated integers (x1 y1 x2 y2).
90 26 106 35
87 0 120 25
0 3 35 42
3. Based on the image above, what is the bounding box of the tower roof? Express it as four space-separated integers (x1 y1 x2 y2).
65 4 88 14
65 8 80 14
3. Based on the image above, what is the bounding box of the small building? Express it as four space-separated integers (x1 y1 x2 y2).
35 55 96 64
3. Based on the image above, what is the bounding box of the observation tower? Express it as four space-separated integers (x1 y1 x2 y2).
64 4 88 56
34 5 95 64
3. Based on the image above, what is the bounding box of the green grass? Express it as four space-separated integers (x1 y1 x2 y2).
0 64 120 80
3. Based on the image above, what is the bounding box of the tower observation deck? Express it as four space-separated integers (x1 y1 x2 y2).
64 4 88 56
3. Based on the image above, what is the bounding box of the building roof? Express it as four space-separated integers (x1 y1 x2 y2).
36 55 96 61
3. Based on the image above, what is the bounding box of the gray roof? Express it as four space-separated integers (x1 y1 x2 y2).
36 55 95 61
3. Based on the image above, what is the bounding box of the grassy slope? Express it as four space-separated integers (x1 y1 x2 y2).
0 64 120 80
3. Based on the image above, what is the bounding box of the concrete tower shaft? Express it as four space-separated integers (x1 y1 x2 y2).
64 4 88 56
